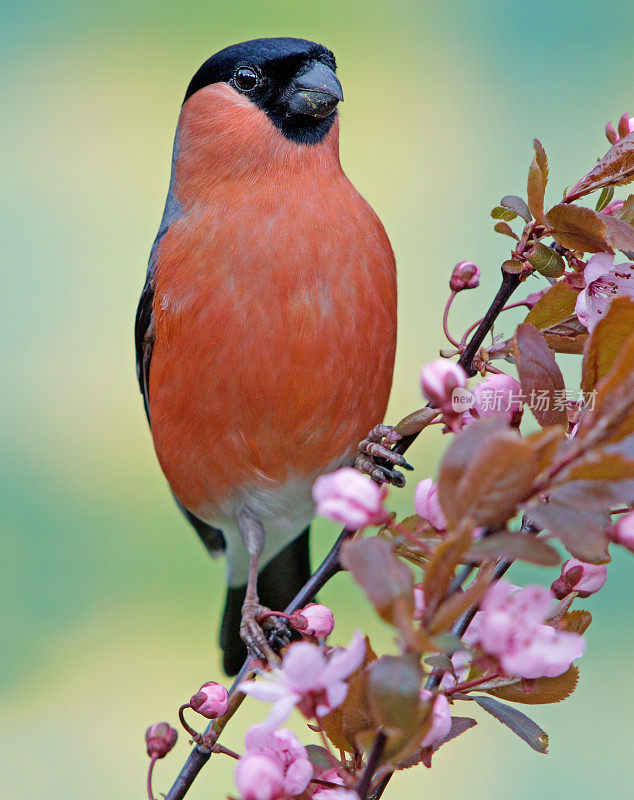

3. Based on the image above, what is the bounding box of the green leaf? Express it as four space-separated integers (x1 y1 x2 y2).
492 206 518 221
595 186 615 212
526 242 565 278
501 195 532 222
367 655 424 730
474 696 549 753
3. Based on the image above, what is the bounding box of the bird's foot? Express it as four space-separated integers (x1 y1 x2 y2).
354 424 413 487
240 601 291 665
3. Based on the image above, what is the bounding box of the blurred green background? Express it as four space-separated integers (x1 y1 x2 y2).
2 0 634 797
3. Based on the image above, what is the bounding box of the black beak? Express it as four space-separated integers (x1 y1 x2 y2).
287 61 343 119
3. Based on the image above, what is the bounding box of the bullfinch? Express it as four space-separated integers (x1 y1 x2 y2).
135 37 399 674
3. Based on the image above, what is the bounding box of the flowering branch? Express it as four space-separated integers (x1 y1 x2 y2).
147 112 634 800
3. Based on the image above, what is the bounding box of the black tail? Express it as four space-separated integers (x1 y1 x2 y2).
220 528 312 675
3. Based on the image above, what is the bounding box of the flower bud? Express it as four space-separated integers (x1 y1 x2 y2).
421 359 467 412
296 604 334 639
313 467 388 530
419 690 452 748
618 112 632 139
470 373 523 426
235 753 285 800
608 511 634 552
145 722 178 759
605 120 618 144
414 478 447 531
190 681 229 719
450 261 480 292
551 559 607 599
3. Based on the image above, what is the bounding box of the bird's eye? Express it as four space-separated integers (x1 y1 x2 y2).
233 66 260 92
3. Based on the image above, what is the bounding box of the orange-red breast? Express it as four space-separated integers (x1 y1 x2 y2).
135 38 397 673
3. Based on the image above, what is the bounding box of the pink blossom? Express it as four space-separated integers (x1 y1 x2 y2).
551 559 607 599
471 581 585 679
239 632 366 726
414 478 447 531
189 681 229 719
313 468 388 530
450 261 480 292
297 604 335 640
470 373 523 426
242 724 313 797
145 722 177 759
421 360 467 414
575 253 634 332
313 792 358 800
609 511 634 552
235 753 285 800
419 690 452 748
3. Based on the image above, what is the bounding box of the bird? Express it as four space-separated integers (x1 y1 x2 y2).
135 37 399 675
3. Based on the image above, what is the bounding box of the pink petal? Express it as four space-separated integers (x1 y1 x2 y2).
266 695 301 728
239 680 290 703
583 253 615 285
283 758 314 796
575 284 609 332
321 631 366 684
323 681 348 712
282 642 327 691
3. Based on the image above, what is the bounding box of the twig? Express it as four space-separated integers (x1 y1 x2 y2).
356 731 387 800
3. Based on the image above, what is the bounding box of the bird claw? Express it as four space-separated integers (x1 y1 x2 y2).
240 601 289 665
354 424 412 487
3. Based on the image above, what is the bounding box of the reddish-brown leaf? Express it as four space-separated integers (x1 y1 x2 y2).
562 609 593 634
524 282 579 330
546 204 611 253
514 323 567 427
438 418 541 529
429 563 496 634
465 531 561 566
422 522 474 619
485 666 578 705
576 331 634 446
341 537 414 627
566 133 634 200
525 499 610 563
543 318 589 354
581 297 634 393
